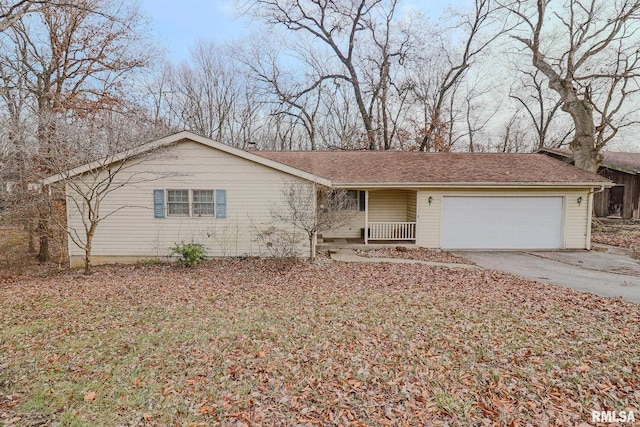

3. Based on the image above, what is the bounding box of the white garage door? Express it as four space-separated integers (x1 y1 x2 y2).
441 196 563 249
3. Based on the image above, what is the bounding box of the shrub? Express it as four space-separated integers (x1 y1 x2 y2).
136 258 164 266
171 241 208 267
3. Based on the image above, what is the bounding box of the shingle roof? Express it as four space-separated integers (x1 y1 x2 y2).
255 151 610 185
541 148 640 174
600 152 640 173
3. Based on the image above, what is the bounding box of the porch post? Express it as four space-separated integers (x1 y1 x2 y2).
414 190 418 243
364 190 369 245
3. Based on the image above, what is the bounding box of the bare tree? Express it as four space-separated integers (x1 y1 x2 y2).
318 83 363 150
0 0 152 261
272 181 358 260
0 0 46 32
0 1 99 32
358 0 414 150
158 40 264 148
242 37 326 150
492 109 529 152
138 60 179 132
410 0 505 151
42 111 165 274
259 111 301 150
502 0 640 171
462 77 498 152
243 0 407 150
168 41 240 143
509 68 563 150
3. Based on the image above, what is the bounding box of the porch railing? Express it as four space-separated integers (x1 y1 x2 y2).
368 222 416 240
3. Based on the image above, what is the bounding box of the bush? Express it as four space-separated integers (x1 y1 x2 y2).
171 241 208 267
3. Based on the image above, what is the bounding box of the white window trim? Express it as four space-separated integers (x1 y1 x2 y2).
166 189 217 218
166 189 190 217
192 189 215 217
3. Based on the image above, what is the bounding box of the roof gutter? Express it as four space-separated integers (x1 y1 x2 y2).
332 181 615 189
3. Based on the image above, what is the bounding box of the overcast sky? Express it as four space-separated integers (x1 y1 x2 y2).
139 0 468 61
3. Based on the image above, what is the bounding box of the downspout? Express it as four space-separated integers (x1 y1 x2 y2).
586 185 606 250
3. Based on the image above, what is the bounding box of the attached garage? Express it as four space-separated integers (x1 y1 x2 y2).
441 196 563 249
252 150 614 252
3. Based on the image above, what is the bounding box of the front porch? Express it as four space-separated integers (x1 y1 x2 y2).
322 189 419 245
367 222 416 241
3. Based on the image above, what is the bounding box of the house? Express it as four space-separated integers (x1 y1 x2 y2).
44 131 611 267
540 148 640 219
0 179 42 212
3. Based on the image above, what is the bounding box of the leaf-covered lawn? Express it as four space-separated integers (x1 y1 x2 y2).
354 247 474 264
592 222 640 258
1 260 638 426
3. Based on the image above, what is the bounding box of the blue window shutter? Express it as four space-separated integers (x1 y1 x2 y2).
216 189 227 218
153 190 165 218
359 191 366 211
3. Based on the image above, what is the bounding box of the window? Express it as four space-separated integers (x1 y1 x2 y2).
167 190 189 216
330 189 359 211
192 190 214 216
345 190 359 210
161 189 224 218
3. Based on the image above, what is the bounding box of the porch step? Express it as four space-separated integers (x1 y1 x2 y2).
317 238 348 251
317 239 418 253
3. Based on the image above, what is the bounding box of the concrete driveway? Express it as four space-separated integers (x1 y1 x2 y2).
454 246 640 303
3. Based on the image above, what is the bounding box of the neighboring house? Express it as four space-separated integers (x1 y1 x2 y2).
0 179 42 212
540 148 640 219
45 131 611 267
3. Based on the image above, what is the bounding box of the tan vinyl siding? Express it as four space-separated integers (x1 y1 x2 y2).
322 211 365 239
368 190 410 222
564 189 591 249
416 191 441 247
66 141 311 264
407 192 417 222
415 188 591 249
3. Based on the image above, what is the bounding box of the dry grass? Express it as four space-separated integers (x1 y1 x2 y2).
1 260 638 426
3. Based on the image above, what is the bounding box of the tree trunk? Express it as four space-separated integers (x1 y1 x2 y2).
84 241 92 275
419 120 435 151
571 135 600 173
308 233 316 261
419 108 443 151
37 214 49 262
36 98 53 263
345 64 376 150
381 60 391 150
531 51 601 173
26 220 36 253
84 223 97 274
564 100 600 173
309 127 317 151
